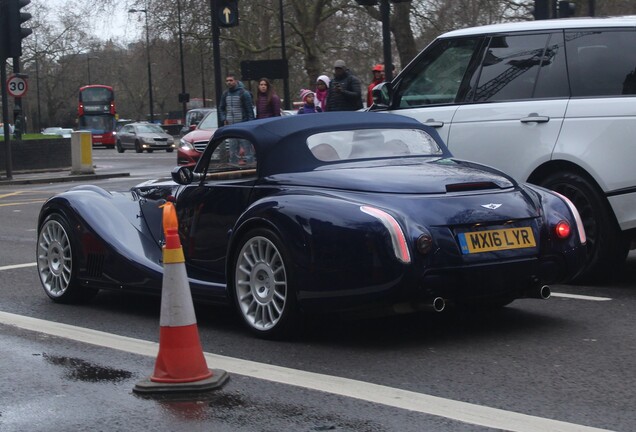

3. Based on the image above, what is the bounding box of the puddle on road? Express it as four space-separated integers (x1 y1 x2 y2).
42 353 133 383
138 390 378 431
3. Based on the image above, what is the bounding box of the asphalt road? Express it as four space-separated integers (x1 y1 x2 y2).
0 150 634 431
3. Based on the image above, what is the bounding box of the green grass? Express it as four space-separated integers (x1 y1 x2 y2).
0 134 61 141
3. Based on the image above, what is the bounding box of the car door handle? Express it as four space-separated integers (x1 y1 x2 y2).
520 114 550 123
424 119 444 128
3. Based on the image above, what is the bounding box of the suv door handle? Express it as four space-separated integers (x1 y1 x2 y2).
424 119 444 128
520 114 550 123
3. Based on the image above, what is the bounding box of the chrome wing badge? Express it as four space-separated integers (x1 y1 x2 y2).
481 203 502 210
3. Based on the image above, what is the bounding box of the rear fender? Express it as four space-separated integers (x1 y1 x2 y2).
229 193 407 301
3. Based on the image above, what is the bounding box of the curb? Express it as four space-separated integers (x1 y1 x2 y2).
0 172 131 186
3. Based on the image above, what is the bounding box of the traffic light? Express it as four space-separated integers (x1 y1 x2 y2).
532 0 550 20
558 1 576 18
218 0 239 28
6 0 33 58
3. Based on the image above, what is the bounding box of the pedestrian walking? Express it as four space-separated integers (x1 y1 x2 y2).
297 89 322 114
219 73 255 163
256 77 282 119
326 60 362 112
315 75 330 112
219 73 254 125
367 64 384 108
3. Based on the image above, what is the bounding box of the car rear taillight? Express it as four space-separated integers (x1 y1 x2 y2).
552 191 587 244
555 221 571 239
360 206 411 263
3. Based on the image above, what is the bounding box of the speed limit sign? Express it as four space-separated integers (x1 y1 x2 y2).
6 75 28 98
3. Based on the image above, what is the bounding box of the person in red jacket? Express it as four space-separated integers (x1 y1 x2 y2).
367 64 384 108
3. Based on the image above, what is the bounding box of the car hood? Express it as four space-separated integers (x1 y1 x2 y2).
183 129 215 143
269 159 516 194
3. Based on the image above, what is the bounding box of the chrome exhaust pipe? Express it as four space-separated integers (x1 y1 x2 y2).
391 298 447 314
539 285 551 299
526 285 551 299
432 297 446 312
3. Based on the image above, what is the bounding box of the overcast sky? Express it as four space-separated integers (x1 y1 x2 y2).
40 0 141 43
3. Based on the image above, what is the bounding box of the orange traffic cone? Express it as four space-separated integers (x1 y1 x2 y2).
134 202 228 394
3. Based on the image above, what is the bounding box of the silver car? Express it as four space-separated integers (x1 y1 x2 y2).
116 122 176 153
42 127 73 138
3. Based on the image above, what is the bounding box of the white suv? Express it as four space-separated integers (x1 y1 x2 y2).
373 17 636 281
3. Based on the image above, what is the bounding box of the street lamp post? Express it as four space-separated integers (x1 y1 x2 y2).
200 49 207 107
129 7 155 123
279 0 290 110
86 55 99 84
177 0 187 121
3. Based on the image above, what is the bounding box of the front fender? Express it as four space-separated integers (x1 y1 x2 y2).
38 186 164 282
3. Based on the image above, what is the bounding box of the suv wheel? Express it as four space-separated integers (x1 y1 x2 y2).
540 171 629 282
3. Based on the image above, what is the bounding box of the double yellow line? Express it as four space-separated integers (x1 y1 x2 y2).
0 191 47 207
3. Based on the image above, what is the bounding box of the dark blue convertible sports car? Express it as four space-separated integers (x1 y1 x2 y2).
37 112 587 338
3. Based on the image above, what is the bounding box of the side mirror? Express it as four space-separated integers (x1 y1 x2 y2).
172 166 195 185
172 166 205 185
371 82 392 110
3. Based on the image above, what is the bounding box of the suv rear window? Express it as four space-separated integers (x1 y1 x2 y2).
566 29 636 97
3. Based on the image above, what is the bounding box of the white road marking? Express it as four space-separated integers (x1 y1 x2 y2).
0 310 612 432
0 262 37 271
551 292 612 301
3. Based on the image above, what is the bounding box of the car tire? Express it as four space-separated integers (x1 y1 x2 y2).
540 171 629 282
37 213 99 303
116 140 125 153
231 228 300 339
135 140 143 153
166 148 174 153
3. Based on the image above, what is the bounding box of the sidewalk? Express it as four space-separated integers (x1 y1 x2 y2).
0 168 130 186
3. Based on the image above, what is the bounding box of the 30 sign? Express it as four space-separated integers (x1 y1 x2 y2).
6 75 28 98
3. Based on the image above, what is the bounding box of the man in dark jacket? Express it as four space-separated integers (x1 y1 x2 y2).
326 60 363 111
219 74 255 163
219 74 254 125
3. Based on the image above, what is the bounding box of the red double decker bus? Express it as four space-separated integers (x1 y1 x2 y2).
78 85 117 148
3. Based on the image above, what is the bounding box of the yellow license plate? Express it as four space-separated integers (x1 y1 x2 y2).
458 227 536 254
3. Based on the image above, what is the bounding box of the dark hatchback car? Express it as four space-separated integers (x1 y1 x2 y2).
37 112 586 339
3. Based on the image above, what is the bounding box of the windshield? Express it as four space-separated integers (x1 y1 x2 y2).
198 112 219 130
136 124 165 134
78 115 115 132
306 128 443 161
